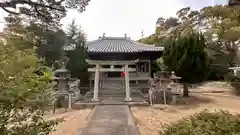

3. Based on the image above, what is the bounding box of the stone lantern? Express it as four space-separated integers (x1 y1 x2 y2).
52 59 72 109
53 68 70 92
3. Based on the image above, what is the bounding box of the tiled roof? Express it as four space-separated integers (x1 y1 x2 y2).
63 43 76 51
229 0 240 5
63 37 164 53
87 37 163 52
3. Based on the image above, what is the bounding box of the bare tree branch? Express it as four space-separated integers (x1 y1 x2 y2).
0 0 65 12
0 0 90 23
34 5 50 22
54 0 65 5
1 7 20 15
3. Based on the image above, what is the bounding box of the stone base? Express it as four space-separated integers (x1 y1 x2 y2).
124 97 132 102
91 97 100 102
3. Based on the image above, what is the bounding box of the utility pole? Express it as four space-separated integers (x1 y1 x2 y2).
141 30 144 39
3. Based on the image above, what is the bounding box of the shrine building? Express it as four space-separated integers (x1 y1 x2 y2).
64 34 163 102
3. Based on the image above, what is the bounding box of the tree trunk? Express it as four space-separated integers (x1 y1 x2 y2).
183 83 189 97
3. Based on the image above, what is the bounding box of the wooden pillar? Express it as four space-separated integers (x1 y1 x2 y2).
124 64 132 101
234 69 237 76
89 80 92 89
144 63 147 73
99 72 102 88
68 93 72 109
92 64 100 101
136 64 138 84
149 60 151 78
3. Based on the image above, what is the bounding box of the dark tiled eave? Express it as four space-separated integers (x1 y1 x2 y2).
229 0 240 5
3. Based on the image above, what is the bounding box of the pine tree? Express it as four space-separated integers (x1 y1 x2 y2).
4 14 67 67
65 20 89 85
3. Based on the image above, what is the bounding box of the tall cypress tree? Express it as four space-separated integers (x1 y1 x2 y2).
163 33 209 96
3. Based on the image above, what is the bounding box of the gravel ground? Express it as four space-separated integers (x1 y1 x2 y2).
131 88 240 135
45 108 92 135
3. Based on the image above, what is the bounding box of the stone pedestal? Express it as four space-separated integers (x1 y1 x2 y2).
68 93 72 109
124 64 132 102
92 64 100 102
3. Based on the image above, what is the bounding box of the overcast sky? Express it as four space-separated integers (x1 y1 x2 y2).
61 0 228 41
0 0 228 41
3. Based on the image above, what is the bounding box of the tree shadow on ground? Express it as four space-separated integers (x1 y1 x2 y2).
132 94 216 113
145 94 216 112
175 94 216 110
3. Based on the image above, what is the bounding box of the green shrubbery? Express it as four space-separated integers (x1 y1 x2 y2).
159 110 240 135
0 15 60 135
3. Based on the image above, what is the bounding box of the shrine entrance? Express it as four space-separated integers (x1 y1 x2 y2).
107 72 122 77
86 59 139 102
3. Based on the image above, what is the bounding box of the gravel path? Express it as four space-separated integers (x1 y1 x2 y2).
47 109 92 135
79 105 139 135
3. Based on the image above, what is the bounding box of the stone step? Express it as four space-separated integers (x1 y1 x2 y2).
99 95 143 98
100 89 140 92
83 95 143 98
100 87 125 90
76 95 148 106
99 93 145 98
99 90 140 94
86 92 143 97
83 96 146 101
88 89 141 92
98 97 146 102
90 87 140 90
98 96 144 100
73 100 149 106
100 93 143 97
84 96 144 101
